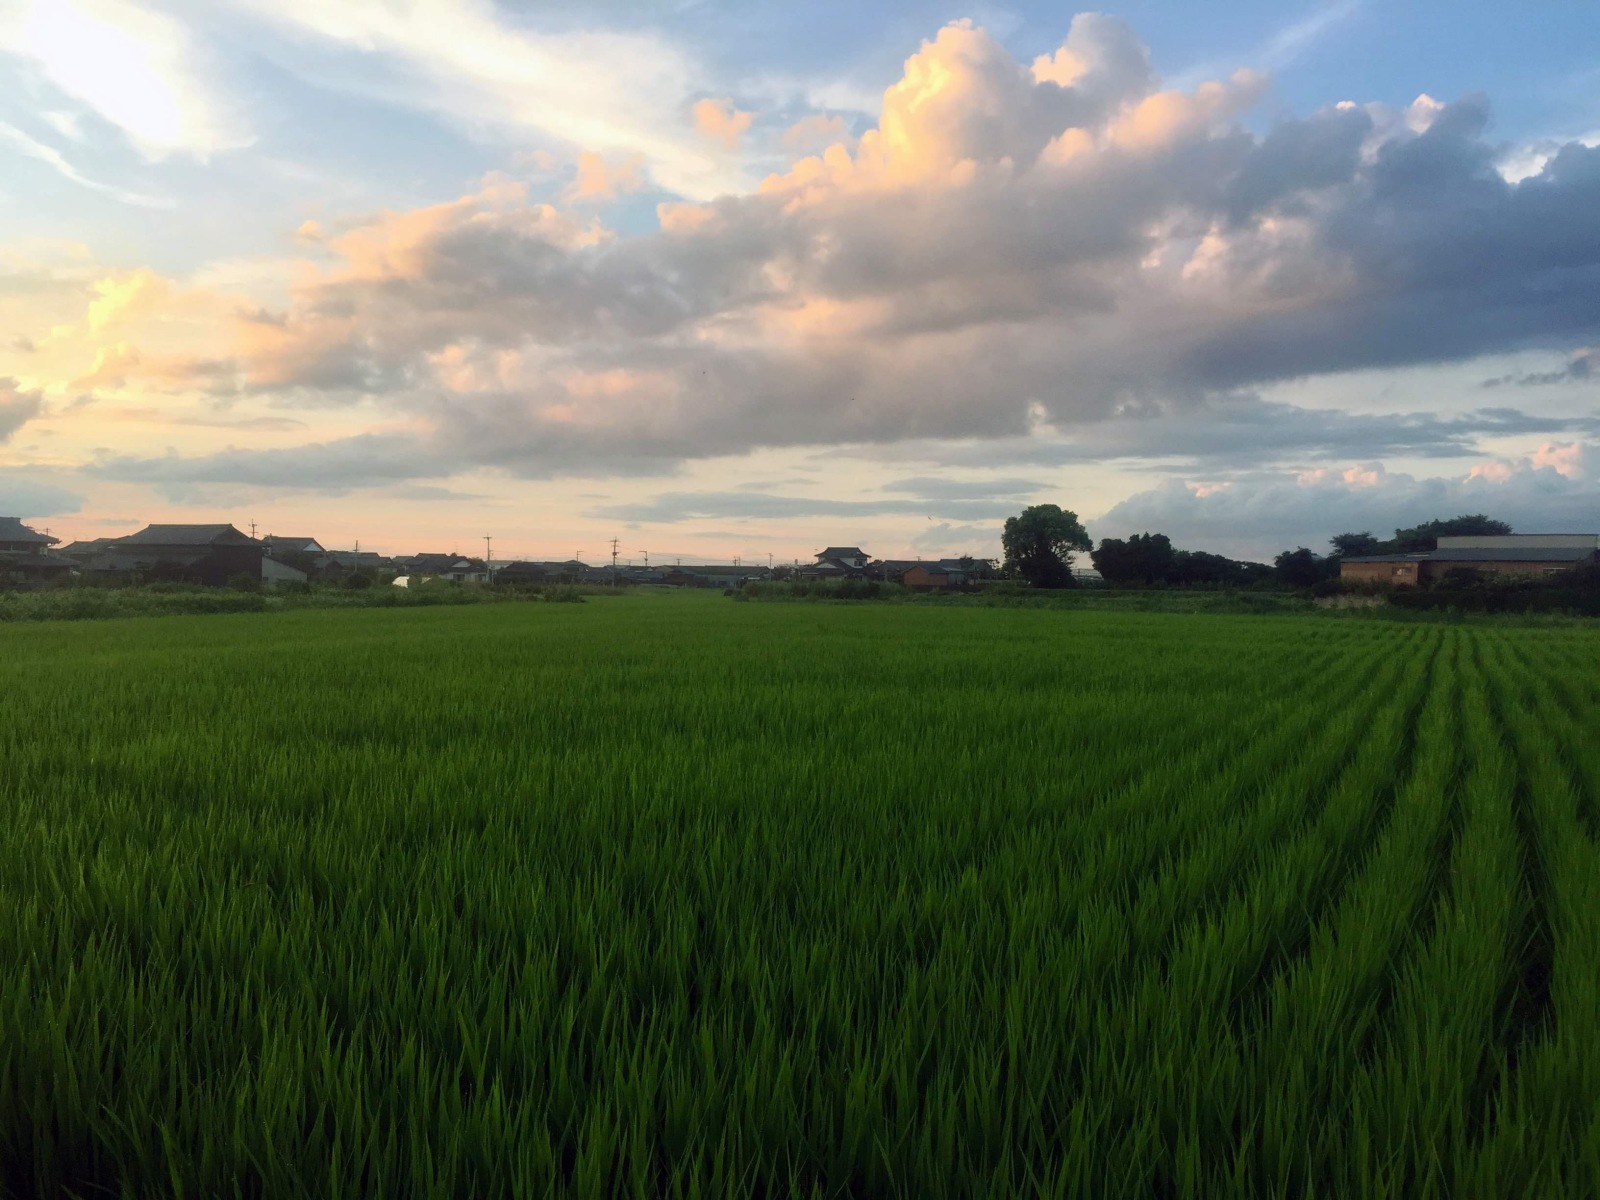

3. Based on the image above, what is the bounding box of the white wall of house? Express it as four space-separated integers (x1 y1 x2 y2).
261 557 308 586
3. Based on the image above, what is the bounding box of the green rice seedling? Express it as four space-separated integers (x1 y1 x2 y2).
0 595 1592 1197
1453 632 1600 1199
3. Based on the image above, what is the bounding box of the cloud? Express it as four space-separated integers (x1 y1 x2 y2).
0 378 43 441
87 432 443 493
692 98 754 151
782 114 853 156
1482 347 1597 387
588 490 1018 524
74 14 1600 493
230 0 742 199
0 121 167 206
1257 0 1364 70
910 521 1000 556
881 476 1044 500
566 151 647 203
0 467 81 517
93 405 307 432
1098 443 1600 559
0 0 248 160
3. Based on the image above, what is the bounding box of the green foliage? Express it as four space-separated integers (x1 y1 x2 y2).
0 594 1596 1196
1094 533 1272 587
1001 503 1091 588
1274 545 1339 587
1330 531 1384 558
1331 514 1513 557
1092 531 1176 585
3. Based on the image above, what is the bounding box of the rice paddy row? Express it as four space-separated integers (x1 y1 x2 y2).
0 593 1595 1197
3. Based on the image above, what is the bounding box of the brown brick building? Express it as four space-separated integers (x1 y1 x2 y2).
1341 534 1599 586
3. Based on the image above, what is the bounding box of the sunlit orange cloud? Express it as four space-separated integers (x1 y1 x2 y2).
566 150 645 202
320 178 608 284
1106 72 1267 152
692 98 754 151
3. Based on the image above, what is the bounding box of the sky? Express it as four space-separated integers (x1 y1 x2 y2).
1 0 1598 564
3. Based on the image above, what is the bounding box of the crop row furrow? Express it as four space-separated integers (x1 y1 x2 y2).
1276 631 1523 1200
1500 636 1600 842
1039 626 1428 910
1053 627 1448 1195
1451 631 1600 1199
1211 628 1470 1196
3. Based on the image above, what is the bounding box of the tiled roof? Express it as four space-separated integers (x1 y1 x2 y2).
119 524 256 546
0 517 56 545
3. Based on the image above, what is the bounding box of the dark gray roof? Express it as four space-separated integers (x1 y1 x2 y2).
60 537 119 556
0 517 56 545
1431 547 1596 563
120 524 256 547
1345 547 1596 564
818 546 867 558
262 535 324 550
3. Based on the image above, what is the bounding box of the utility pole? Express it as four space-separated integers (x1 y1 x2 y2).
249 521 257 540
611 538 619 585
642 550 649 569
484 536 493 583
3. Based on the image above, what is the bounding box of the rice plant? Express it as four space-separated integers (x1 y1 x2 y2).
0 593 1592 1197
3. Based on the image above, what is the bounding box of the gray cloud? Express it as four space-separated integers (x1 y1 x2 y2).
587 490 1018 524
0 378 42 442
857 398 1600 473
881 476 1046 500
1482 348 1597 388
1097 446 1600 560
0 467 82 517
87 433 444 494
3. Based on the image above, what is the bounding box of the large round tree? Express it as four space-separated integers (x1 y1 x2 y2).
1002 505 1092 588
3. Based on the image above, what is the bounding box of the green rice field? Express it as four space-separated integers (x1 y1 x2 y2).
1 593 1596 1197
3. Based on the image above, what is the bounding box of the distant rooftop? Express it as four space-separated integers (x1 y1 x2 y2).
0 517 57 545
119 524 257 547
1436 533 1598 549
1346 547 1597 564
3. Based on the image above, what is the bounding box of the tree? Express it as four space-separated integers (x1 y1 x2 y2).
1092 532 1176 586
1171 549 1272 586
1002 505 1091 588
1274 547 1335 588
1391 514 1511 553
1329 532 1383 558
1331 516 1512 558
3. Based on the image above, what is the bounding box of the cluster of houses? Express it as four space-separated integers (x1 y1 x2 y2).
1339 534 1600 585
0 521 994 592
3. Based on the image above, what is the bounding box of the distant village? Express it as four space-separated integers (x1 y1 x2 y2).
0 519 997 592
7 515 1599 598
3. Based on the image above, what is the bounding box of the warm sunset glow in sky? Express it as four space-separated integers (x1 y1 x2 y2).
2 1 1598 561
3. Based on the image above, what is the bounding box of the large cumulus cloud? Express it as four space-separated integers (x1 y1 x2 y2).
1100 441 1600 560
94 15 1600 483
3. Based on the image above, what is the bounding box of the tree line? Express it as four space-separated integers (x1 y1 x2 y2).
999 506 1513 590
